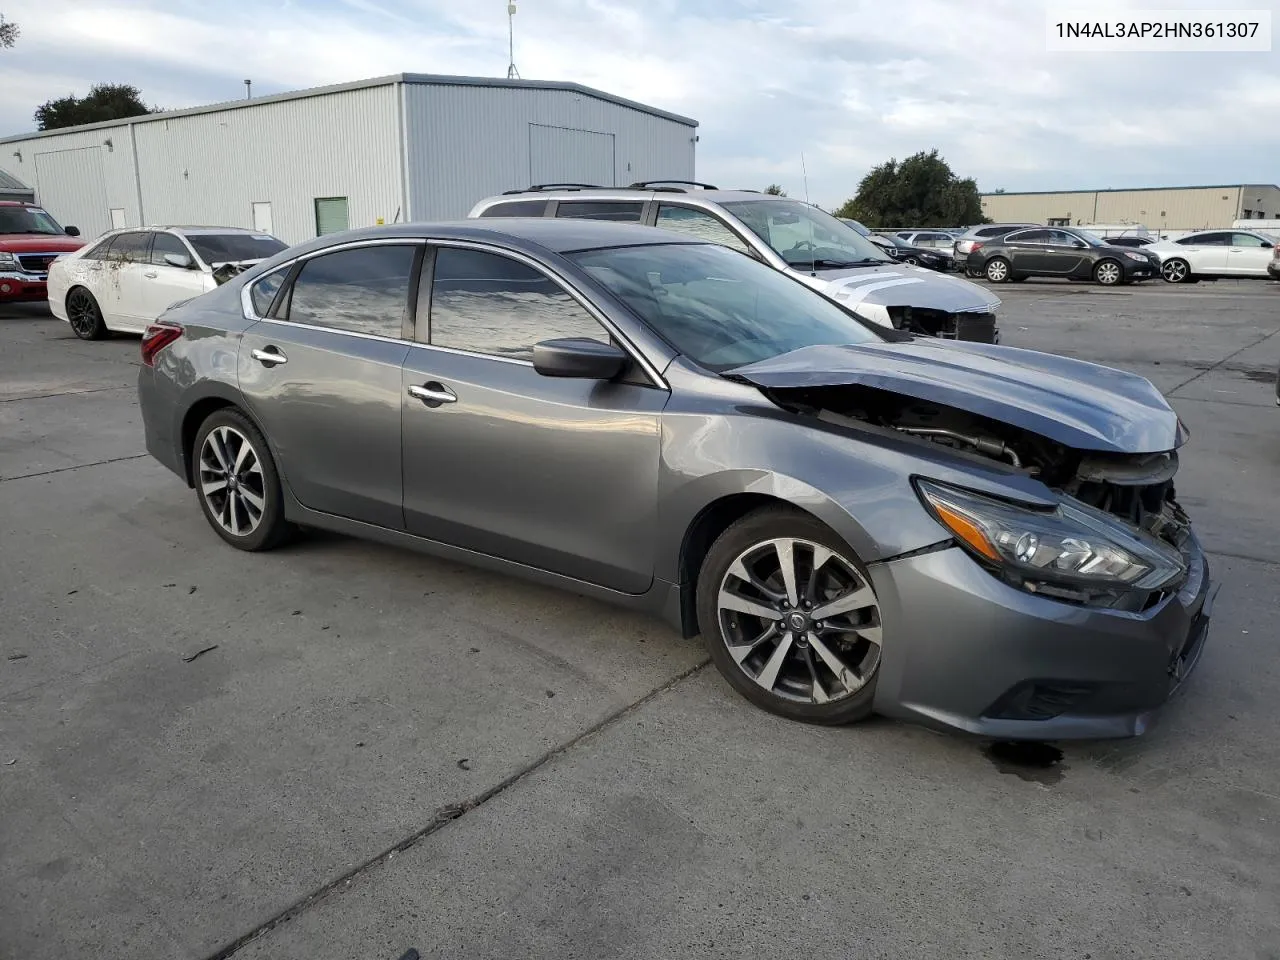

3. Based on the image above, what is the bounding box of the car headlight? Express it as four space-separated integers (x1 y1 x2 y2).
0 251 17 269
916 479 1187 604
1122 251 1147 262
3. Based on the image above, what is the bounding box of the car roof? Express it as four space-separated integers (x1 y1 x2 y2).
485 187 816 207
0 200 38 208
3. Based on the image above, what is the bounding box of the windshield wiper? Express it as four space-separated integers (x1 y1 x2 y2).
800 258 888 269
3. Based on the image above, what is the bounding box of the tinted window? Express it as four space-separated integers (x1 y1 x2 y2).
1049 230 1086 245
81 237 115 261
655 205 751 254
106 232 150 263
429 248 606 360
285 245 415 338
1007 229 1050 243
1179 232 1230 246
478 199 549 218
150 232 191 266
977 226 1016 237
571 242 881 372
1232 233 1270 247
250 269 288 317
187 234 287 265
555 201 645 222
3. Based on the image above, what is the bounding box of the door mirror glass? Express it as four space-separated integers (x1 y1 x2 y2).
163 252 194 269
64 225 80 237
532 338 627 379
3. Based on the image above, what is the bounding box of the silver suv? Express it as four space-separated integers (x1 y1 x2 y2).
471 182 1000 342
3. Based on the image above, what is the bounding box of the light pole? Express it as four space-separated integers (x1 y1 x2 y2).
506 2 520 79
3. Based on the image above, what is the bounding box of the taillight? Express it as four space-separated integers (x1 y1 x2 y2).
970 242 983 252
141 320 183 366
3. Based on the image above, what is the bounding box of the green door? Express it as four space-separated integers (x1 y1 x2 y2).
314 197 349 236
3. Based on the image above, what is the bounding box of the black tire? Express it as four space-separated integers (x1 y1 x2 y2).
1161 258 1192 284
984 257 1012 283
66 287 106 340
192 408 293 552
904 256 919 265
696 506 881 725
1009 275 1028 283
1093 259 1123 286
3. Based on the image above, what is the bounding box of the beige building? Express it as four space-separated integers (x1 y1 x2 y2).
980 184 1280 231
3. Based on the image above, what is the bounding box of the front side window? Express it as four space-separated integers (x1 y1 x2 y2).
187 234 287 265
250 269 288 317
428 247 606 360
478 199 549 218
655 205 752 255
1231 233 1270 248
284 244 415 338
722 199 890 268
555 201 645 222
571 241 882 372
150 232 192 267
0 205 64 236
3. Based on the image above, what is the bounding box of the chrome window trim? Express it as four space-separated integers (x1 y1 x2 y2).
425 238 669 389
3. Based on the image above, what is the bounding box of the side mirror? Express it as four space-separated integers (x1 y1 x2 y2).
64 225 80 237
1071 240 1086 249
532 338 627 379
163 252 194 269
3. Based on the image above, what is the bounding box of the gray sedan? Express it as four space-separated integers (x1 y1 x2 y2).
138 219 1214 739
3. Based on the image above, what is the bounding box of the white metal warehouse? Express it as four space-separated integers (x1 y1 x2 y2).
0 73 698 244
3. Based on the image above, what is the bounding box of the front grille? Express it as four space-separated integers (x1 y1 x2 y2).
16 254 57 274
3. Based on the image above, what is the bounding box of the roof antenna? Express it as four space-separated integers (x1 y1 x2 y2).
800 152 811 205
506 1 521 79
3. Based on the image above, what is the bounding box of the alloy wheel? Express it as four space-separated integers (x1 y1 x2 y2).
67 291 99 338
985 259 1009 282
1162 259 1188 283
1096 261 1122 285
716 537 881 704
198 425 267 537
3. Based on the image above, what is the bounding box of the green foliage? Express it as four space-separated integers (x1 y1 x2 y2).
35 83 152 130
763 184 787 196
835 149 986 227
0 14 18 48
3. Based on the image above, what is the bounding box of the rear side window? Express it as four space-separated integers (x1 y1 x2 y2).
555 201 644 222
284 245 416 338
1006 229 1049 243
478 200 549 218
250 269 288 317
654 205 750 254
1179 232 1230 246
427 247 606 360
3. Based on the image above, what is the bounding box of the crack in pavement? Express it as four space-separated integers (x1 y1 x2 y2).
1166 326 1280 396
1204 547 1280 568
0 384 134 403
0 453 149 483
200 657 712 960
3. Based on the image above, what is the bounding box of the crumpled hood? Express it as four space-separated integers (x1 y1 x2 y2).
793 263 1000 316
728 339 1184 455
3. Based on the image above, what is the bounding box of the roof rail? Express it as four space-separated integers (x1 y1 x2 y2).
627 179 720 191
502 183 605 195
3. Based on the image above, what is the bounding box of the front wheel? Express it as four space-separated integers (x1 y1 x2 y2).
1162 258 1191 283
66 288 106 340
696 507 882 725
193 408 293 552
1094 259 1122 285
984 258 1011 283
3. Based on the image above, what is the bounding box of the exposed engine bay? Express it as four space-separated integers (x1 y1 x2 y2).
211 261 258 286
768 383 1194 552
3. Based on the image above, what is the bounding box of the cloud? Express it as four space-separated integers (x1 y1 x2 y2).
0 0 1275 208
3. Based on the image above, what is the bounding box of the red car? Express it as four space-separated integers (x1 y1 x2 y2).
0 201 84 304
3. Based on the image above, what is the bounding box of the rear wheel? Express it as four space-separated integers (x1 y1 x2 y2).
66 288 106 340
984 257 1011 283
1094 259 1122 285
696 507 882 725
193 408 293 552
1161 258 1192 283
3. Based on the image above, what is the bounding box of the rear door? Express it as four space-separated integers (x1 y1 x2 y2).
1002 229 1051 273
237 241 420 529
138 231 211 320
400 243 667 594
1176 232 1231 273
1226 232 1273 276
94 231 151 330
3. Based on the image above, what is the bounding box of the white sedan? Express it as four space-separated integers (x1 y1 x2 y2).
1145 229 1277 283
49 226 288 339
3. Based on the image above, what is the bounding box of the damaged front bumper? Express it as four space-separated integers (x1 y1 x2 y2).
868 531 1215 739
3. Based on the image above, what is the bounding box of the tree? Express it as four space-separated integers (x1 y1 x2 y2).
0 13 18 48
834 149 985 227
35 83 152 131
763 184 787 196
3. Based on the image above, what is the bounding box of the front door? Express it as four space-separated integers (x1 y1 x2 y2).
138 231 210 322
1039 229 1090 275
237 242 420 529
1226 232 1273 276
402 244 666 594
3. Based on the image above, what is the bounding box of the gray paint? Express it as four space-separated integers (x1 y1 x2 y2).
138 219 1210 741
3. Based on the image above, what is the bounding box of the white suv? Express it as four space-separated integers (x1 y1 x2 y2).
470 182 1001 342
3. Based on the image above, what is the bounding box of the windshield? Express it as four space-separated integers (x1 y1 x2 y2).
186 233 287 265
722 199 892 271
570 242 883 372
875 234 909 249
0 205 64 236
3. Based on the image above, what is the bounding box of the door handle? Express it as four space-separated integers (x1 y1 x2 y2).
408 382 457 405
143 271 158 278
251 347 288 366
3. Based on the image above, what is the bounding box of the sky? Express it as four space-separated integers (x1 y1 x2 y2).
0 0 1276 210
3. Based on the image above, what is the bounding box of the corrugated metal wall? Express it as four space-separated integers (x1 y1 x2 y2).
981 186 1280 231
402 83 696 220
